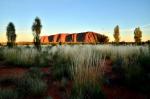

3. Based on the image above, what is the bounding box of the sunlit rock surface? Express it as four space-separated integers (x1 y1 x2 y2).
41 31 109 43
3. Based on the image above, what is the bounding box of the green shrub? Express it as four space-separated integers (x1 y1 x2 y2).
135 54 150 92
39 51 50 67
0 55 48 97
28 78 47 96
16 69 47 97
138 55 150 73
0 48 4 61
45 96 53 99
122 52 150 92
16 77 31 97
123 63 150 93
124 64 143 86
111 57 126 83
52 51 72 81
0 77 19 99
112 57 125 75
16 76 47 97
0 89 18 99
70 83 105 99
26 67 45 79
2 48 49 67
148 44 150 54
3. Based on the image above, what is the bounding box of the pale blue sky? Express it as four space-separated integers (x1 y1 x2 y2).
0 0 150 42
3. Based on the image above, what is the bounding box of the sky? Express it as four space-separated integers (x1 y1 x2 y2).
0 0 150 42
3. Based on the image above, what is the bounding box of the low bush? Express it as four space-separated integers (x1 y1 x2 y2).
17 77 47 97
52 51 72 81
112 50 150 93
70 83 105 99
112 57 125 77
16 68 47 97
134 53 150 92
124 64 144 87
26 67 45 79
138 54 150 74
0 48 4 61
123 63 150 93
0 88 18 99
45 96 53 99
2 47 49 67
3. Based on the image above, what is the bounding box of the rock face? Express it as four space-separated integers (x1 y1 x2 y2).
40 31 109 43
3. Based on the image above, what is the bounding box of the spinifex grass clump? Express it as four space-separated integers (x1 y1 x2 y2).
130 48 150 92
122 56 150 93
0 77 19 99
70 83 105 99
17 77 47 97
26 67 45 79
70 63 105 99
0 88 18 99
0 47 4 61
58 45 106 99
3 48 39 67
16 67 47 97
110 45 150 92
0 68 48 98
51 47 72 81
2 47 49 67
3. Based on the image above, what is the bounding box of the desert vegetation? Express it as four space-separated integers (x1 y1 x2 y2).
114 25 120 43
134 27 142 43
32 17 42 50
0 44 150 99
6 22 17 47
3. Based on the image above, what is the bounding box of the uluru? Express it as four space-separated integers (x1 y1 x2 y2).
40 31 109 43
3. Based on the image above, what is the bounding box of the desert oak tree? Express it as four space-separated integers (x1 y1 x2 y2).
134 27 142 43
32 17 42 50
113 25 120 43
6 22 16 47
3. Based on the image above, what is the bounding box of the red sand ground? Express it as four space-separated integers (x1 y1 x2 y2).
0 67 27 78
0 62 149 99
102 85 148 99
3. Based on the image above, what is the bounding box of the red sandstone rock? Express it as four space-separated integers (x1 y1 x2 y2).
40 31 109 43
